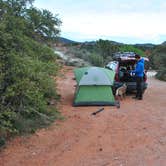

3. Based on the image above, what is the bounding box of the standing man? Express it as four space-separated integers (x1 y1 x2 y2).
132 54 145 100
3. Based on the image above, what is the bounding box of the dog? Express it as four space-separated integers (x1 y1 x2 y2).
115 83 127 100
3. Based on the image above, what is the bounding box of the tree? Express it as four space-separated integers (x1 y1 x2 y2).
26 7 62 42
0 0 61 144
150 45 166 81
119 45 145 56
96 39 119 64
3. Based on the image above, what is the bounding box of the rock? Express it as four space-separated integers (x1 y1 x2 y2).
99 148 103 151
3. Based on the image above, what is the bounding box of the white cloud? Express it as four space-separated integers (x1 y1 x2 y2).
34 0 166 43
62 12 166 40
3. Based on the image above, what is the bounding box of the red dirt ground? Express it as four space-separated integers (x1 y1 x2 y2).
0 66 166 166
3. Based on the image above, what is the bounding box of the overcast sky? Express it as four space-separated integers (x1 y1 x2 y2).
34 0 166 44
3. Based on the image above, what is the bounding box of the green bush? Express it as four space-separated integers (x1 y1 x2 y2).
156 68 166 81
150 45 166 81
0 0 61 146
88 53 104 67
119 45 145 56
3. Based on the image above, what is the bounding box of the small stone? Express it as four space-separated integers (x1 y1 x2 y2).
32 152 36 155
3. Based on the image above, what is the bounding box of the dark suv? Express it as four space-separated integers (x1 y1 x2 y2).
105 52 149 93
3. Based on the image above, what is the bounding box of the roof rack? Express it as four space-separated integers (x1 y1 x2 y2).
112 52 149 61
113 52 136 60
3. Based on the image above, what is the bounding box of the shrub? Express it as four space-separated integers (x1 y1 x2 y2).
88 53 104 67
156 68 166 81
0 0 61 146
150 45 166 81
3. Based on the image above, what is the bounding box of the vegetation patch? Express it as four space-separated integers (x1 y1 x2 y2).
0 0 61 146
150 45 166 81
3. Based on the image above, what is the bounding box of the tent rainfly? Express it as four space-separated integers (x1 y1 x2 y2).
73 67 116 106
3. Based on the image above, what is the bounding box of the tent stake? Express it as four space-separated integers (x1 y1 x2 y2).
91 108 104 115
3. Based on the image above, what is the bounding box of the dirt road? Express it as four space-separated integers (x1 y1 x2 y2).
0 66 166 166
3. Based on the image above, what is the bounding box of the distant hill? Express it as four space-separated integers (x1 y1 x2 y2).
162 41 166 45
82 41 96 45
57 37 160 47
83 40 123 45
57 37 124 46
57 37 79 44
134 43 156 48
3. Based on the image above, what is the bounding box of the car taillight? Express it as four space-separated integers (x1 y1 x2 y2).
144 71 147 82
115 73 119 81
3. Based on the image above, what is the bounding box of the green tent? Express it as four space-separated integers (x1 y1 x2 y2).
73 67 116 106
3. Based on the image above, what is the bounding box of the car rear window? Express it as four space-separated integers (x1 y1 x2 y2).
106 61 118 71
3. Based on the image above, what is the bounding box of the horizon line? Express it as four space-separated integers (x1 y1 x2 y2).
59 36 165 45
